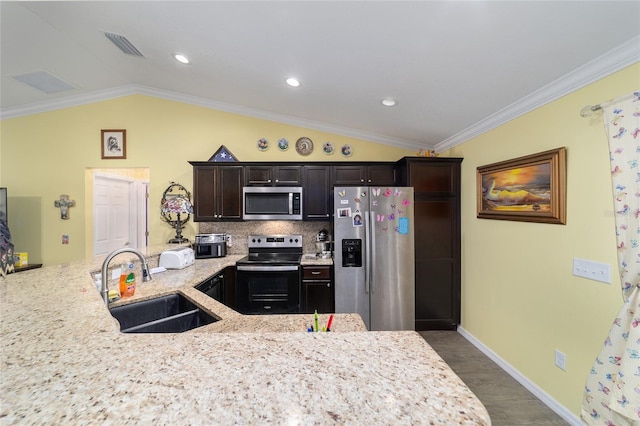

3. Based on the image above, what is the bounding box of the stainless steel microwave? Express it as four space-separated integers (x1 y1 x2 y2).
242 186 303 220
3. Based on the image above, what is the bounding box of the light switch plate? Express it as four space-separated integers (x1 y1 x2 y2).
573 258 611 284
555 349 567 371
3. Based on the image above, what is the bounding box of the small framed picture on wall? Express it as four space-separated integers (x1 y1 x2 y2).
101 129 126 159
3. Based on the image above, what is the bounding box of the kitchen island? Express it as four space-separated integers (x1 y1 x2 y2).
0 246 490 425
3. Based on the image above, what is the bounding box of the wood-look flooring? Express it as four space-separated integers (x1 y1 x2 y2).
419 331 570 426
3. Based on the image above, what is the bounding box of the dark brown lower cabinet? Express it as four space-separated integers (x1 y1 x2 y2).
301 265 334 314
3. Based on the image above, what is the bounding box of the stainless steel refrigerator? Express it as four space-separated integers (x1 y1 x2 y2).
333 186 414 331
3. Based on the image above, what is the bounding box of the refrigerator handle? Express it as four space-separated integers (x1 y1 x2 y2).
364 211 371 294
369 210 376 293
367 211 376 293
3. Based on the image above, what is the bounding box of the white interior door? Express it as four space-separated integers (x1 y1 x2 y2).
93 173 148 257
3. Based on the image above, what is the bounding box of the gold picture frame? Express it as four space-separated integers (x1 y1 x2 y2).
101 129 126 159
477 147 566 224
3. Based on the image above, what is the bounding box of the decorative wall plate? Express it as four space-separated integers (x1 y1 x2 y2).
341 144 353 157
277 138 289 151
257 138 269 151
323 142 335 155
295 137 314 156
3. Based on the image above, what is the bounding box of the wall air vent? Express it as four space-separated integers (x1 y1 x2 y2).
105 32 144 57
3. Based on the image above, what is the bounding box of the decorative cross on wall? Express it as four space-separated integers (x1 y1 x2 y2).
54 194 75 220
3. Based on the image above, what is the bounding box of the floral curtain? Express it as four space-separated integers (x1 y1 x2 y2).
581 91 640 425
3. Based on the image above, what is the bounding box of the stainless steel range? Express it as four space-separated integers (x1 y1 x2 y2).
235 235 302 314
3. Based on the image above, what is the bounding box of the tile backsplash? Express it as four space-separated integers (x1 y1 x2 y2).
199 221 331 255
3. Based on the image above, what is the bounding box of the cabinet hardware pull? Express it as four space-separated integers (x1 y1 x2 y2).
311 271 321 275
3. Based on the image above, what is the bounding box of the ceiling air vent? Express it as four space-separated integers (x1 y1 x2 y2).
12 71 75 93
105 32 144 57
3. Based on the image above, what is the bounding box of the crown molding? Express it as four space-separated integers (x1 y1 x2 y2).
436 35 640 152
0 85 138 120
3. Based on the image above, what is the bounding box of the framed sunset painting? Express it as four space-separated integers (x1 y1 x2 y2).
476 147 566 224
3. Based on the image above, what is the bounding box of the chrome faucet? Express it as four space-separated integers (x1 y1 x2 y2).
100 247 152 304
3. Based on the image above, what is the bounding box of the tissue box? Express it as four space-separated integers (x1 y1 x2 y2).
14 252 28 267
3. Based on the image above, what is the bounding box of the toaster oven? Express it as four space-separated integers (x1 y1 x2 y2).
194 234 227 259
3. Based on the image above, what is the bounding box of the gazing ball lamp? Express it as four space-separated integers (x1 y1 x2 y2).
160 182 193 244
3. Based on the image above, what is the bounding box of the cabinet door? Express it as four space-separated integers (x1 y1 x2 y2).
302 281 334 314
193 166 217 221
274 166 302 186
401 160 459 195
414 198 459 330
366 164 396 185
245 166 272 185
218 166 243 219
303 165 332 220
301 266 334 314
333 165 365 185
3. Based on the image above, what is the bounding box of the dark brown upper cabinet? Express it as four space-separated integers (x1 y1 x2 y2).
303 165 332 220
191 163 243 221
333 163 395 186
245 165 302 186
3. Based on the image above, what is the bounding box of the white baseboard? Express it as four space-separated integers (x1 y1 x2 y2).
457 326 583 426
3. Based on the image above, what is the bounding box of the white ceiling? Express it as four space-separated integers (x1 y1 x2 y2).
1 1 639 151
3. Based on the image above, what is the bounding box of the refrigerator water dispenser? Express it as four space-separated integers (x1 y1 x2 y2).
342 239 362 267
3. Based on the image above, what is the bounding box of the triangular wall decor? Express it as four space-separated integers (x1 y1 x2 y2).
209 145 238 162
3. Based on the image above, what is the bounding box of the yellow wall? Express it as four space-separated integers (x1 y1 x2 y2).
0 95 415 265
444 63 639 416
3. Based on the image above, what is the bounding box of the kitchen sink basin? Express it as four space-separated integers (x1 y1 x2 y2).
109 293 217 333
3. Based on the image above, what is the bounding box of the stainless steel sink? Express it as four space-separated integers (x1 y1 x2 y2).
109 293 217 333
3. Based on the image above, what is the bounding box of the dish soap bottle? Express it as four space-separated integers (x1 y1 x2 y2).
119 262 136 298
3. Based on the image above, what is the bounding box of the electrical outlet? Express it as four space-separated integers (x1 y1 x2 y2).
555 349 567 371
227 235 233 247
573 257 611 284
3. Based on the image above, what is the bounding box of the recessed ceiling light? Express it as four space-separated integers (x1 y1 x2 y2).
173 53 190 64
286 77 301 87
381 98 397 107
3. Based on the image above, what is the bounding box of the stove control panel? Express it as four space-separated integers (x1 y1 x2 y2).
247 235 302 249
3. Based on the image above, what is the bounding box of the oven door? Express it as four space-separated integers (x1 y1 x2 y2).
235 265 301 314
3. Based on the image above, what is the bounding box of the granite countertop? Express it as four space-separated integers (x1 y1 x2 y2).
301 254 334 266
0 246 490 424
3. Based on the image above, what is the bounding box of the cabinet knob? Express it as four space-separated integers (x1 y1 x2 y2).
327 283 331 287
360 179 365 182
275 179 278 183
